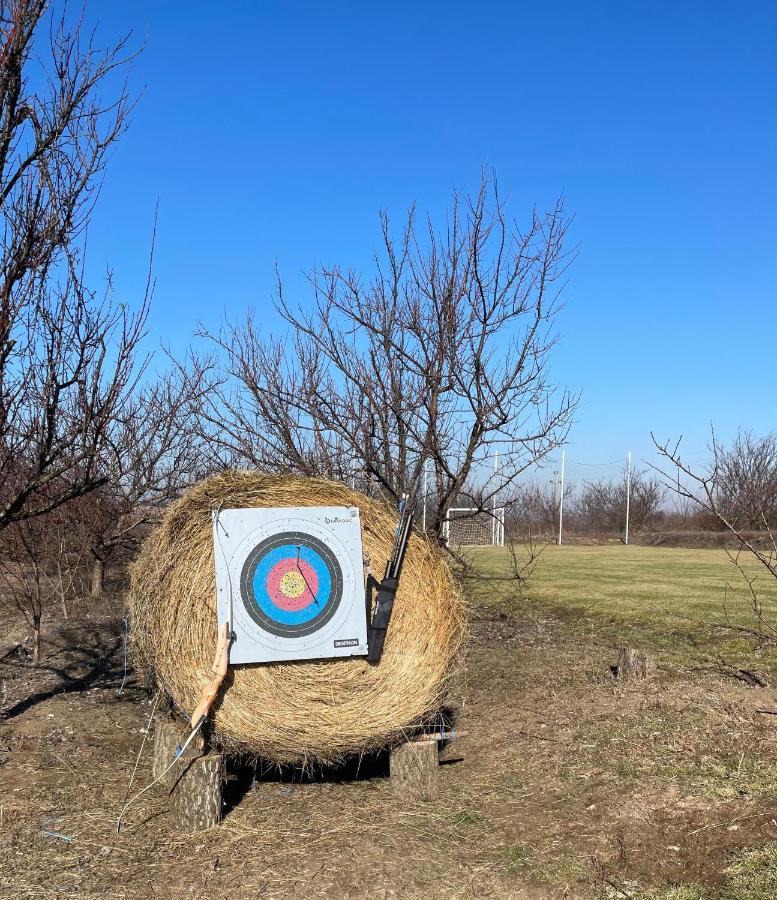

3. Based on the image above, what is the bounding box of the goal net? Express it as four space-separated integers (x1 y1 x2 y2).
443 507 505 547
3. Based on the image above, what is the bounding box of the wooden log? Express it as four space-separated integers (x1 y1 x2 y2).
615 647 655 681
390 738 438 801
170 752 224 832
151 718 204 784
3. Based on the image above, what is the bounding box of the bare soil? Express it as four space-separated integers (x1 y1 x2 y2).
2 604 776 899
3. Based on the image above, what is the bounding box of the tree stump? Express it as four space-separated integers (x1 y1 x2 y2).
152 718 203 783
152 718 222 831
616 648 655 681
170 752 224 832
390 738 438 801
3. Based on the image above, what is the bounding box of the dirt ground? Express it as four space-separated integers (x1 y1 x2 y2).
2 602 777 899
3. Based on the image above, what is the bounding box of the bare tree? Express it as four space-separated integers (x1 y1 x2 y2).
0 498 91 661
84 360 210 595
575 469 663 535
653 431 777 591
198 174 577 542
509 479 575 535
653 430 777 637
710 430 777 530
0 1 148 530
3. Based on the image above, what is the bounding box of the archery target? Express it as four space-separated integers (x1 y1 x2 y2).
240 531 342 638
213 507 368 664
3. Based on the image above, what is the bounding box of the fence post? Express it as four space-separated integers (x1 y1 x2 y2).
492 450 498 544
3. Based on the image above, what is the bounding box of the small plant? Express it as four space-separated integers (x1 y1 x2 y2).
447 808 482 827
634 886 706 900
500 844 532 874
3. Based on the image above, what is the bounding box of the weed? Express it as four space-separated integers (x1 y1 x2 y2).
446 808 483 826
500 844 532 874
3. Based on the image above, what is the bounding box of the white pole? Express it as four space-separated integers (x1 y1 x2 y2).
422 460 428 533
558 449 565 546
492 449 498 544
625 450 632 545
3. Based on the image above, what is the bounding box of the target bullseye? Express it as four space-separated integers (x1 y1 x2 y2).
240 531 343 638
279 570 306 598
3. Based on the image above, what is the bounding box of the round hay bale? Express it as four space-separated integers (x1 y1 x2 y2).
128 471 464 765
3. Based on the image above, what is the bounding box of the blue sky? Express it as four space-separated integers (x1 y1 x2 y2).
86 2 776 472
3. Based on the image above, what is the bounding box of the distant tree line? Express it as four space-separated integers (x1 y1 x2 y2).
501 435 777 541
507 469 665 538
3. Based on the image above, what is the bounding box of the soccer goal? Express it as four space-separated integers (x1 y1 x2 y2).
443 507 505 547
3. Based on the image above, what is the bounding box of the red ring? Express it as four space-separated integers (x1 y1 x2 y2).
266 558 319 611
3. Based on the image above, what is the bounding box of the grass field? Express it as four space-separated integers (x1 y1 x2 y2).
464 544 777 670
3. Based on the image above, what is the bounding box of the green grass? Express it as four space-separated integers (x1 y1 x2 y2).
625 845 777 900
499 844 532 873
630 887 706 900
721 845 777 900
463 544 777 667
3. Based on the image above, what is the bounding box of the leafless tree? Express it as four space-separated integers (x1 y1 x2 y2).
84 360 210 595
575 469 663 535
0 1 147 530
709 430 777 530
0 497 92 661
653 430 777 593
509 479 575 535
198 174 577 542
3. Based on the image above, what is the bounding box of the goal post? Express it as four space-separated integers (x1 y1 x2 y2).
443 507 505 547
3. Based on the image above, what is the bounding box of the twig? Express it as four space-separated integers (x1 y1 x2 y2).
688 812 768 836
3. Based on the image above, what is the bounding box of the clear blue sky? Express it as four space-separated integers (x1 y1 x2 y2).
86 1 777 472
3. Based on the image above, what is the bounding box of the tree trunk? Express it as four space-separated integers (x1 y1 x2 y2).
90 556 105 597
32 616 41 664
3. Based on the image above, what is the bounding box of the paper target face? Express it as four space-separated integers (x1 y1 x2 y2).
240 531 342 638
213 507 368 664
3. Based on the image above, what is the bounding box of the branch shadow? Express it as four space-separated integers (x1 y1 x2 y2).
0 619 125 721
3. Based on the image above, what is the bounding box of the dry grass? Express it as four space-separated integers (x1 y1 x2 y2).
128 472 464 764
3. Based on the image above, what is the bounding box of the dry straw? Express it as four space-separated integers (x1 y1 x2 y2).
129 471 464 765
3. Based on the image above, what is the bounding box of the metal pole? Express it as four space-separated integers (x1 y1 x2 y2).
422 460 428 533
625 450 632 545
492 449 498 545
558 449 565 546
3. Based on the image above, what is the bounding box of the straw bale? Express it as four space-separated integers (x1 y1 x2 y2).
128 471 464 765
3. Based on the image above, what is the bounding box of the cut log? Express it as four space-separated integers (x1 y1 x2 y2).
616 648 655 681
390 738 438 801
152 717 204 784
151 718 222 832
170 752 224 832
